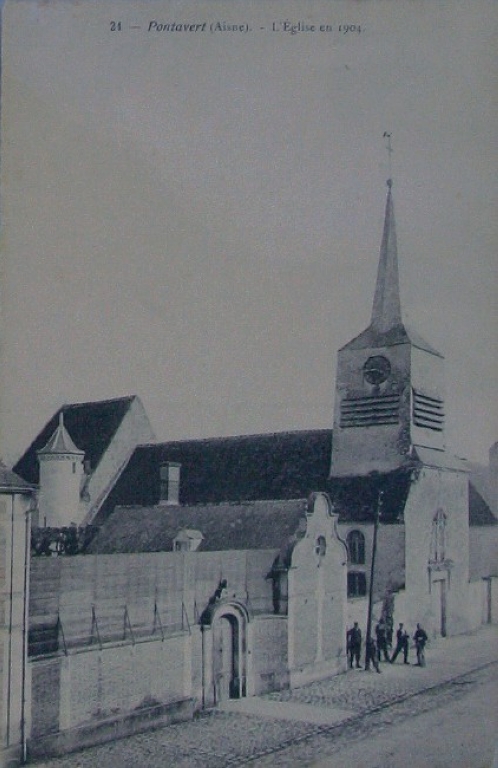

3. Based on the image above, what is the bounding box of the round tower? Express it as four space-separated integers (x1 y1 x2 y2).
37 412 84 527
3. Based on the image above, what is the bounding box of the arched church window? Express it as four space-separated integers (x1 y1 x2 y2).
430 508 447 563
347 530 365 565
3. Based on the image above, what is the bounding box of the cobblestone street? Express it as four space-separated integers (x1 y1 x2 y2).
32 626 497 768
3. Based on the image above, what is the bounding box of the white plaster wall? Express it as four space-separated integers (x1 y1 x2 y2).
289 496 348 683
404 466 470 637
38 455 84 527
469 526 498 580
491 576 498 624
83 397 155 523
0 491 32 763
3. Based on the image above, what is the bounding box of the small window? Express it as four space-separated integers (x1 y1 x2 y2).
348 571 367 598
347 530 366 565
315 536 326 557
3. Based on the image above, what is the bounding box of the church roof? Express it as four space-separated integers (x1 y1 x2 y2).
14 396 137 484
340 181 442 358
341 323 443 357
95 429 333 523
93 427 494 530
0 460 36 494
37 413 84 456
87 498 309 554
469 483 498 526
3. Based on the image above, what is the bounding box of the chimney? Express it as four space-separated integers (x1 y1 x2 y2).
159 462 181 505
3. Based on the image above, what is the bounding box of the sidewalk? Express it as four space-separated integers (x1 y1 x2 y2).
220 624 498 724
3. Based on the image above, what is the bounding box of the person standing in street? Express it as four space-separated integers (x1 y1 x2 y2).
390 622 410 664
347 622 362 669
375 619 390 662
366 636 381 673
413 623 428 666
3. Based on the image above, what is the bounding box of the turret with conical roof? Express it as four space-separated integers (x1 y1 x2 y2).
37 411 85 526
331 181 446 477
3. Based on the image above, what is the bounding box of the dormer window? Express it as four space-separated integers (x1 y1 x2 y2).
173 528 203 552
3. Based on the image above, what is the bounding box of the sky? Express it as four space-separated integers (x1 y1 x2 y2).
1 0 497 465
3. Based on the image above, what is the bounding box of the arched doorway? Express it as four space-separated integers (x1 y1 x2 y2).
211 605 247 703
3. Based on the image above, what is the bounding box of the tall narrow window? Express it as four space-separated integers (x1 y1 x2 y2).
430 508 447 563
347 530 366 565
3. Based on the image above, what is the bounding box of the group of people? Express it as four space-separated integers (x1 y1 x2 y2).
347 619 428 672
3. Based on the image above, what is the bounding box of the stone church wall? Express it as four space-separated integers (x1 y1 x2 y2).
404 467 470 637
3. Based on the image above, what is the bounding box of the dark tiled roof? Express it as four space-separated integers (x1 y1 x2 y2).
0 461 36 493
14 396 137 485
96 427 412 526
469 483 498 526
328 470 412 524
96 430 333 523
87 498 309 554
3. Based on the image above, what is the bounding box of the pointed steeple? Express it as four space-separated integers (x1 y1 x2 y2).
370 180 402 333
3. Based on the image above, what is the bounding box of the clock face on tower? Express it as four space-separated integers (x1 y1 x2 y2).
363 355 391 386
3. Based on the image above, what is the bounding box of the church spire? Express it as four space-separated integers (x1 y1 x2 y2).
370 179 403 333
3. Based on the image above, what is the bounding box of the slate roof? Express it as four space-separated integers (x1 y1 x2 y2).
341 322 442 358
0 461 36 494
87 498 309 554
469 483 498 526
95 427 495 529
14 396 137 485
38 414 84 456
95 429 333 523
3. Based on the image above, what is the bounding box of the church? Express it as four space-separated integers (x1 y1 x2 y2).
1 181 496 764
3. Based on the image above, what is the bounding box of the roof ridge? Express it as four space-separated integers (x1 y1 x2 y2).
61 395 136 409
136 428 333 450
115 497 309 511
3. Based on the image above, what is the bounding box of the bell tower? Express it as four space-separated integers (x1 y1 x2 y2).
330 180 446 477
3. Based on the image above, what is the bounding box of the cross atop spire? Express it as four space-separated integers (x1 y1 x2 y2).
370 179 403 333
383 131 393 178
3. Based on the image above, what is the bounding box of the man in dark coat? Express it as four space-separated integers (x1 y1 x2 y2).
390 622 410 664
413 623 428 666
347 622 362 669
